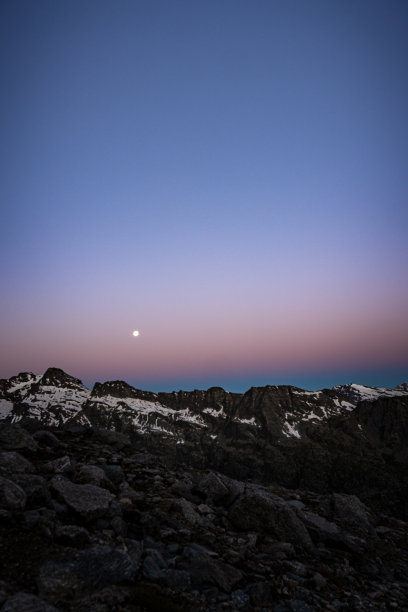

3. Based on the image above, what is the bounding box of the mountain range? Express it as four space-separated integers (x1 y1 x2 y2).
0 367 408 610
1 367 408 518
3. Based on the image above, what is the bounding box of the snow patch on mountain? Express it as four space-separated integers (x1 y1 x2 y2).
282 417 301 439
86 395 207 433
332 398 355 411
235 416 260 426
333 383 408 403
203 407 226 418
7 375 41 394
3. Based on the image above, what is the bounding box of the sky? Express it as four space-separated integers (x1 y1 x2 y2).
1 0 407 392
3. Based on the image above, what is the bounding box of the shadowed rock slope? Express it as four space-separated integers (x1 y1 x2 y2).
0 419 407 611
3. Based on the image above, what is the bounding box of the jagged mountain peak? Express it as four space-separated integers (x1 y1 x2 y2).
92 380 157 402
39 367 86 389
333 381 408 403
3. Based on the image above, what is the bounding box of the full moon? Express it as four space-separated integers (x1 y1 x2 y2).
132 330 140 337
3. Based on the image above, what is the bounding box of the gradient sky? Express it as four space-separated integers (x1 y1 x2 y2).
1 0 407 392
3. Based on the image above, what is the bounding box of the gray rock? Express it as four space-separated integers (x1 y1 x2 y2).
44 456 73 475
231 589 250 607
24 510 41 529
50 476 112 519
186 542 219 557
197 503 213 514
54 525 91 547
0 476 26 511
0 424 38 452
124 539 143 572
313 572 327 588
145 548 167 569
267 541 296 558
0 452 35 475
11 475 50 507
173 497 201 525
37 546 135 601
180 547 242 593
111 516 127 536
143 555 163 581
297 510 363 552
101 464 124 485
246 582 274 607
332 493 371 529
160 569 191 590
297 510 340 540
197 471 244 506
282 560 308 578
118 481 140 502
196 472 230 504
33 430 62 449
76 465 111 488
230 489 313 551
1 592 59 612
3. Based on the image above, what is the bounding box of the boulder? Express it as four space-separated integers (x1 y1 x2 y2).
44 456 73 475
196 472 230 504
33 430 62 449
172 498 201 525
196 471 244 506
180 546 242 593
229 488 313 551
76 465 112 489
160 569 191 590
0 452 35 475
0 476 26 511
37 546 136 601
332 493 371 530
0 424 38 452
101 464 125 485
1 592 59 612
50 476 112 519
10 475 50 507
297 509 364 553
54 525 91 548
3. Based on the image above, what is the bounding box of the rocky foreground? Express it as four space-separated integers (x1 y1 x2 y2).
0 418 407 611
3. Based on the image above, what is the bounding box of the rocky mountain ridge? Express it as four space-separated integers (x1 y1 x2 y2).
1 368 408 520
0 368 407 610
2 367 407 440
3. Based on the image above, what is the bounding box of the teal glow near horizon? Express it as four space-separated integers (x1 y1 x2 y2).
1 0 407 392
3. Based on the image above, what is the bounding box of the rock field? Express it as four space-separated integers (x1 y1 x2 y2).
0 419 407 611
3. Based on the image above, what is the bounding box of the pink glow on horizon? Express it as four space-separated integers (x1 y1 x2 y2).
2 285 407 387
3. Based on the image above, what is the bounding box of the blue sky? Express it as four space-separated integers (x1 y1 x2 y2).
1 0 407 391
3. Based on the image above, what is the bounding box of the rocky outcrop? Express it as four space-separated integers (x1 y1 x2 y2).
0 420 407 611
